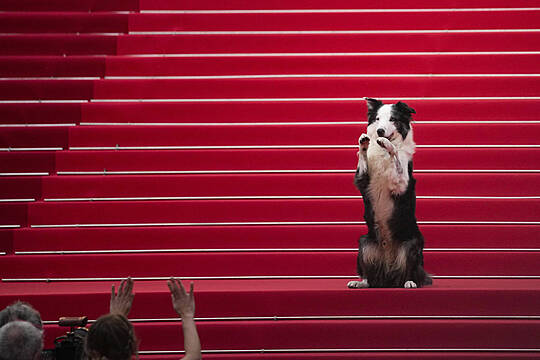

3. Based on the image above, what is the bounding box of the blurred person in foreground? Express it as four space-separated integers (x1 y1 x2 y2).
85 277 201 360
0 301 44 360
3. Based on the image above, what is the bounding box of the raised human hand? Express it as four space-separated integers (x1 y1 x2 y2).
167 278 195 319
110 277 134 317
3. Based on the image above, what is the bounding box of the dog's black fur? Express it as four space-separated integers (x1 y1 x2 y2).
348 98 432 289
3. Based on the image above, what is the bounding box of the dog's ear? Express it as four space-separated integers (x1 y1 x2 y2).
395 101 416 115
365 97 384 112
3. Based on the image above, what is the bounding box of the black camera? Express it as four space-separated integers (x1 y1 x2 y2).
42 317 88 360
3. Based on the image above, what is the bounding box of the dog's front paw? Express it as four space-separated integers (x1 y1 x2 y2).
376 137 396 156
404 281 417 289
358 134 370 152
347 279 369 289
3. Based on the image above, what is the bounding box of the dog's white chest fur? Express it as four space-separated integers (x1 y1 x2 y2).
366 142 396 243
365 133 415 244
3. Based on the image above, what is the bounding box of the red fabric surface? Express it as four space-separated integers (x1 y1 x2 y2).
0 13 128 34
0 103 81 125
92 77 540 99
0 0 138 11
117 33 540 54
0 35 117 56
24 198 540 225
68 123 540 147
105 54 540 76
1 251 539 278
40 319 540 350
140 0 540 10
128 11 540 31
10 225 540 252
53 148 540 171
34 173 540 198
0 127 68 148
143 354 540 360
0 56 105 77
0 152 55 173
1 279 540 320
81 100 540 123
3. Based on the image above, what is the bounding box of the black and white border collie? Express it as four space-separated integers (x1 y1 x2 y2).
347 98 432 289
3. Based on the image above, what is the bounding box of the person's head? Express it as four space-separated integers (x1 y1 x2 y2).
0 301 42 330
0 321 43 360
85 314 138 360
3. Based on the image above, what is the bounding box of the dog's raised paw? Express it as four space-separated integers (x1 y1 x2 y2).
404 281 417 289
347 280 369 289
376 137 396 155
358 134 370 151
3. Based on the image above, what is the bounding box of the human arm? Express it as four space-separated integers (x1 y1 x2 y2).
109 277 134 317
167 278 201 360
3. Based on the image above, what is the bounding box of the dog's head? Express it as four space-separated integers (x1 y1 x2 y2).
365 98 416 142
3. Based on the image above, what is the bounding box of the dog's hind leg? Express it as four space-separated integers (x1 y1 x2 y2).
348 235 379 289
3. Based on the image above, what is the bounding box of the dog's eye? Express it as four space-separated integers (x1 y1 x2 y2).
376 117 380 121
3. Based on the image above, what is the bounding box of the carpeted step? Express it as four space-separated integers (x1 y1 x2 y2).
1 279 538 321
2 123 537 148
0 0 138 11
0 56 105 77
18 198 540 226
3 32 538 56
0 35 116 56
8 224 540 252
0 13 128 34
53 148 540 172
67 123 540 147
139 0 540 10
142 354 540 360
116 32 540 55
3 54 537 78
127 11 540 31
38 319 540 351
104 54 540 76
1 251 539 278
3 77 540 100
2 11 538 33
1 148 537 174
2 100 539 125
3 173 537 200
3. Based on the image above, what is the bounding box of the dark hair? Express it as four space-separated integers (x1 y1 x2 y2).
85 314 137 360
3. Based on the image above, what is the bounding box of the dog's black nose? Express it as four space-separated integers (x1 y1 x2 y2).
377 128 385 137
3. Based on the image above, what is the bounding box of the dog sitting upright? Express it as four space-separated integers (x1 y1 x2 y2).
347 98 432 289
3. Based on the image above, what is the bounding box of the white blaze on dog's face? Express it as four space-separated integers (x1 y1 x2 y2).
365 98 416 143
367 104 396 140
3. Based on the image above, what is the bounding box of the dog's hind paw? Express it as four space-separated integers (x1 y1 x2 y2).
347 280 369 289
404 281 417 289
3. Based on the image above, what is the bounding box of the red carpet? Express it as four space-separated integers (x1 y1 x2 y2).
0 1 539 358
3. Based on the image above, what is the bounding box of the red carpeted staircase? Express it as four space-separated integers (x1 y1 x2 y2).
0 0 539 358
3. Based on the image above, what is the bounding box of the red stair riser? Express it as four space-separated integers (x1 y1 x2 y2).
3 77 540 100
79 100 540 124
140 0 540 10
127 11 540 31
0 56 106 77
17 173 538 198
104 54 540 76
10 225 540 252
20 198 540 225
53 148 540 171
64 123 540 147
41 319 540 350
0 0 138 11
0 13 128 34
2 279 539 320
117 33 540 54
0 35 117 56
1 252 539 277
